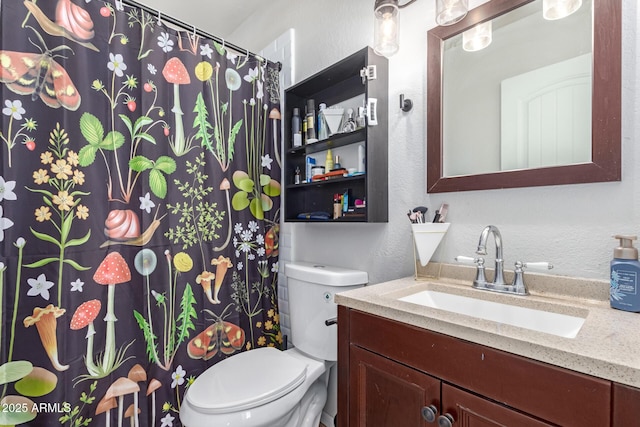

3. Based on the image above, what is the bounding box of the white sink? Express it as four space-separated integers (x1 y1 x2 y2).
398 290 585 338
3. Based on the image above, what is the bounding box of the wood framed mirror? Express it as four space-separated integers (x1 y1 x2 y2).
427 0 621 193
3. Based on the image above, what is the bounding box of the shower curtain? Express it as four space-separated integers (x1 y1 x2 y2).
0 1 282 426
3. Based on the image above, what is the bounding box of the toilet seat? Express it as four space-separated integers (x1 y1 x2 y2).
185 347 308 414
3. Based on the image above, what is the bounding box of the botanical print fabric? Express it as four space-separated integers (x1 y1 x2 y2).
0 1 282 426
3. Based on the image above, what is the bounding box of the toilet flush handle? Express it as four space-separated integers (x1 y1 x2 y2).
325 317 337 326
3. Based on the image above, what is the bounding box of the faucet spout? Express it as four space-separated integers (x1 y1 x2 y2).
476 225 506 286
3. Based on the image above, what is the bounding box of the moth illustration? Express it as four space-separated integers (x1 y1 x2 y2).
0 28 81 111
187 314 246 360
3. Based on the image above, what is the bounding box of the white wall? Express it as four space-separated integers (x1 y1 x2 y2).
225 0 639 284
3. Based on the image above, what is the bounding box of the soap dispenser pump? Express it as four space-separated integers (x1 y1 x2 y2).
610 235 640 312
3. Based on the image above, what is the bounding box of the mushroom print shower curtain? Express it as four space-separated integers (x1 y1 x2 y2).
0 1 283 426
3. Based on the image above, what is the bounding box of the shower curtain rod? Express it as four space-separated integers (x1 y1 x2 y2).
122 0 282 71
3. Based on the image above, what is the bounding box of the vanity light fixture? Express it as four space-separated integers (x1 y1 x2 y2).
543 0 582 20
462 21 492 52
435 0 468 26
373 0 418 57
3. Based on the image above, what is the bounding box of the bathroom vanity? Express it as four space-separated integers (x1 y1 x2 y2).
336 266 640 426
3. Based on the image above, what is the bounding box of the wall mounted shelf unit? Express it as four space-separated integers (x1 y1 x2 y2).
283 47 388 223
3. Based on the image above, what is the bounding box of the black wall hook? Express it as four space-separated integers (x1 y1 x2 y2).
400 94 413 112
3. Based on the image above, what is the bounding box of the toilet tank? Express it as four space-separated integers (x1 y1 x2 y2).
285 262 368 362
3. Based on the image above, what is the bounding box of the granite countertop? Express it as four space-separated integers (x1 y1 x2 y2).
335 263 640 388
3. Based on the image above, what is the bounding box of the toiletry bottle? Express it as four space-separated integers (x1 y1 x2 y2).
306 99 317 142
294 166 301 184
325 149 334 171
333 194 341 219
610 235 640 312
334 155 341 169
292 108 302 147
317 103 329 140
357 144 365 173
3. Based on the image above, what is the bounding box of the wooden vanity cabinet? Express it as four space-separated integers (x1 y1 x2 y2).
338 306 638 427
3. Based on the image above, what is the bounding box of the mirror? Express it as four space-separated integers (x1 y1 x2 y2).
427 0 621 193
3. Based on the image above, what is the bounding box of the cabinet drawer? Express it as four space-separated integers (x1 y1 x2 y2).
349 309 611 427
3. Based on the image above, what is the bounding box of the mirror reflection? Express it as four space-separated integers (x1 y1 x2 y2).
442 0 592 178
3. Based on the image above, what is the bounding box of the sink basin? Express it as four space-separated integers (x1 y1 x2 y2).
398 290 585 338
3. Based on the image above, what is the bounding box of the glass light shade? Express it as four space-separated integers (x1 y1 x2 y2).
436 0 468 26
543 0 582 20
462 21 492 52
374 1 400 57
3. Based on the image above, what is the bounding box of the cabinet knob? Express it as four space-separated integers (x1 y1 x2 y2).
437 413 455 427
421 405 438 423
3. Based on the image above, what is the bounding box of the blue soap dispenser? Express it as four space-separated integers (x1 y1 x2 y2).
610 235 640 312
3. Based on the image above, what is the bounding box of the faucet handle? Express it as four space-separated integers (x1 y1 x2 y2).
456 256 487 286
512 261 554 295
522 262 554 271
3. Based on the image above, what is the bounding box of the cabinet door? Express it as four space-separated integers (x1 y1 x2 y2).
349 345 440 426
441 383 553 427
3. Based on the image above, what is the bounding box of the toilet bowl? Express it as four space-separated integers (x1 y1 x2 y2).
180 262 368 427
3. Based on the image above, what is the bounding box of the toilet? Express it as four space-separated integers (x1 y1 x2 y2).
179 262 368 427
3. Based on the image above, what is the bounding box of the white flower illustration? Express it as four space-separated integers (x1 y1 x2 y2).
200 43 213 58
27 273 54 300
171 365 186 388
261 154 273 170
70 278 85 292
139 192 155 214
0 176 17 201
3 100 25 120
158 32 174 53
107 53 127 77
160 413 175 427
0 206 14 242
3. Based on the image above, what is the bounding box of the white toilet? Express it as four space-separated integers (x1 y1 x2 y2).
180 262 368 427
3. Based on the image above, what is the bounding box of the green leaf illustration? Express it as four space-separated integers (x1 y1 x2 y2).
66 230 92 247
29 227 62 248
79 113 104 146
77 145 98 167
232 191 250 211
193 93 213 150
130 156 154 172
133 310 158 363
14 367 57 397
24 257 61 268
63 258 92 271
227 119 243 160
101 130 125 150
0 396 37 425
0 361 33 385
175 284 197 347
250 198 265 220
154 156 177 174
263 179 281 197
149 169 168 199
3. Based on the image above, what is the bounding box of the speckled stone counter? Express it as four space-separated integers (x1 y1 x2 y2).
335 263 640 388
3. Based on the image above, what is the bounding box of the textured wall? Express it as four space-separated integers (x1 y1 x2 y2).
223 0 639 284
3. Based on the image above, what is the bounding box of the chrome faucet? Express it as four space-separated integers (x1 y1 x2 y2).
455 225 554 296
476 225 506 287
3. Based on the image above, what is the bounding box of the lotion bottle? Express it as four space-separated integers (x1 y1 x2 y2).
610 235 640 312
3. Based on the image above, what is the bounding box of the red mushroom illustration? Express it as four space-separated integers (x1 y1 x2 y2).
23 305 69 372
70 299 101 376
162 57 191 155
93 252 132 375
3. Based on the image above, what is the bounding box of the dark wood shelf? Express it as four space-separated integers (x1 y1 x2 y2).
283 47 388 223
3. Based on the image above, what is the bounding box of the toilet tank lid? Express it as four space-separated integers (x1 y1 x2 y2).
285 262 368 286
